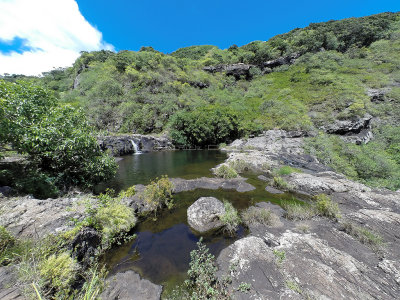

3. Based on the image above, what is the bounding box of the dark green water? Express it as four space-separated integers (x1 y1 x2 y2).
103 150 297 295
96 150 227 193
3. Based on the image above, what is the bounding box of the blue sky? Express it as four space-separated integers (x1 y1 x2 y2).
77 0 400 53
0 0 399 75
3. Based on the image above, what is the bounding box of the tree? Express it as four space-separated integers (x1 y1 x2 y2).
169 105 240 146
0 80 117 193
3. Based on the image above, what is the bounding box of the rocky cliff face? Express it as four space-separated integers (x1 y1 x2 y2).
98 134 174 156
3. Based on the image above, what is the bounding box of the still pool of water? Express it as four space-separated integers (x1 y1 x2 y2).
102 150 298 296
96 150 227 193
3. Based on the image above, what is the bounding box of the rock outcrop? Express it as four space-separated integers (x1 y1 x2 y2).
0 195 87 238
203 53 301 79
187 197 225 233
98 134 173 156
226 130 329 172
100 270 162 300
367 87 392 102
320 114 373 144
262 52 301 70
203 63 256 80
216 130 400 299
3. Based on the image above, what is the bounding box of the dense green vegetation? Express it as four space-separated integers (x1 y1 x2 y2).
0 80 117 197
2 12 400 191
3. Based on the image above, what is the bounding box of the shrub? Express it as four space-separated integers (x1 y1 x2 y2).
0 225 14 252
241 207 279 226
313 194 341 220
169 105 240 147
142 175 174 212
184 238 229 300
118 185 136 198
282 203 316 221
39 252 79 297
214 164 239 179
229 159 252 173
220 201 240 235
273 176 291 190
94 200 137 247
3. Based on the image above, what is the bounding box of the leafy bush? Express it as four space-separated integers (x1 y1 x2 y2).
39 252 79 297
169 105 240 147
118 185 136 198
220 201 240 235
94 199 137 247
0 80 117 194
142 175 174 212
214 164 238 179
180 238 229 300
241 207 279 226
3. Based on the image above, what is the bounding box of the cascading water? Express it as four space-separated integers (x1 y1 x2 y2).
130 140 142 154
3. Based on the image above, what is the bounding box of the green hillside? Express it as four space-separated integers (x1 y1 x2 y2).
2 11 400 191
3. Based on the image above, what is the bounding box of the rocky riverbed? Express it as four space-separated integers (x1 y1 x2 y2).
1 130 399 299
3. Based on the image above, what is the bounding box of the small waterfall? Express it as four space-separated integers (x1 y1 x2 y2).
130 140 142 154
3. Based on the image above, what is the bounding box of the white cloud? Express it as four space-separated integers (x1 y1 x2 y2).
0 0 113 75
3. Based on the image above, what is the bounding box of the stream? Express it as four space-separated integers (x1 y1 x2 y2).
101 150 295 295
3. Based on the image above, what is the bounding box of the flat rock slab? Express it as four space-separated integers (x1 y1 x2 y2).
265 186 284 194
100 270 162 300
187 197 225 233
171 177 256 193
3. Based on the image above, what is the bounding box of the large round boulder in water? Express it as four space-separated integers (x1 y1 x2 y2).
187 197 225 233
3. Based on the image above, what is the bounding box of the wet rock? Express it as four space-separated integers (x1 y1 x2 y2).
187 197 225 233
0 196 87 238
100 270 162 300
70 227 101 267
170 177 256 193
98 134 173 156
265 186 284 194
257 174 269 181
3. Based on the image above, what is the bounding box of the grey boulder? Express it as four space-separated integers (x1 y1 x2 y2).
187 197 225 233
